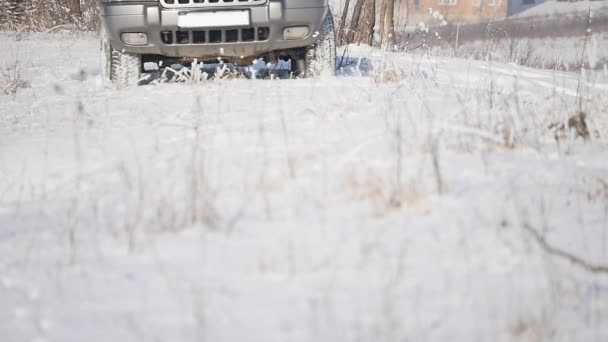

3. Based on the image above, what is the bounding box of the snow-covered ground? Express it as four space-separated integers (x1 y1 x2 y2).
1 32 608 342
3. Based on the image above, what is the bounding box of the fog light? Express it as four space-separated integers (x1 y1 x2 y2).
283 26 309 40
121 33 148 46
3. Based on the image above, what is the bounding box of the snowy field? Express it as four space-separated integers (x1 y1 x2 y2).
1 31 608 342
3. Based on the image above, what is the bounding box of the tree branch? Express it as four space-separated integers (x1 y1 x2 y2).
523 223 608 274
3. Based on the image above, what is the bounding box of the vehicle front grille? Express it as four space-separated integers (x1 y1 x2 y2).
161 0 267 8
160 27 270 45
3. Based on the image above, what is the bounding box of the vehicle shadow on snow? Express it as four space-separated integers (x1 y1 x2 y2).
336 55 373 77
137 56 373 84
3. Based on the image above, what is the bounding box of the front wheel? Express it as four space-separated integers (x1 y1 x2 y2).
303 9 336 78
100 24 141 87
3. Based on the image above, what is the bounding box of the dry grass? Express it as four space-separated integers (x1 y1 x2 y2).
549 111 591 143
1 63 30 95
396 10 607 71
510 319 554 342
399 10 608 50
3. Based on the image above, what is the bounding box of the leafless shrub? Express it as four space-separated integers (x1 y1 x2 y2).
0 0 28 30
502 34 537 66
1 63 30 95
0 0 100 31
549 111 591 143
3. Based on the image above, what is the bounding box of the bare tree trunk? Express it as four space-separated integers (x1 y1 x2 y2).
405 0 409 29
378 0 387 45
347 0 364 44
338 0 351 45
0 0 7 27
358 0 375 45
380 0 395 49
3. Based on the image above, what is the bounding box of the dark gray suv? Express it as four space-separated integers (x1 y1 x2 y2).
100 0 336 85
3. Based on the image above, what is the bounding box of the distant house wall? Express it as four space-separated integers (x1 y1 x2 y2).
402 0 509 24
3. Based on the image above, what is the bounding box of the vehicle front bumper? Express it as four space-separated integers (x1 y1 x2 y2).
100 0 328 58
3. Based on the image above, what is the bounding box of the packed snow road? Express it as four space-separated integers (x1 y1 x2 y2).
1 31 608 342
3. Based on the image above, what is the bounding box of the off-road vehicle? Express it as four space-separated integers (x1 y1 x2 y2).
100 0 336 85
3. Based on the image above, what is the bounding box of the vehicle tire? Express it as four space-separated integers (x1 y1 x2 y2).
111 50 142 87
100 24 142 87
303 9 336 78
100 24 112 85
